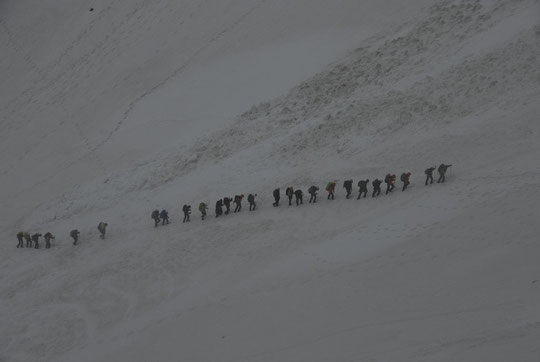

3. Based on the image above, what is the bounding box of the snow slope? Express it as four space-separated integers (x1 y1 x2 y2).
0 0 431 230
1 0 540 361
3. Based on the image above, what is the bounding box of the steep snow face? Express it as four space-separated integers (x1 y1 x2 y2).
2 0 540 361
0 0 433 232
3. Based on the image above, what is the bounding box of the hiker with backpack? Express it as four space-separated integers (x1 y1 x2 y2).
372 179 382 197
357 179 369 199
400 172 411 191
272 188 280 207
215 199 223 217
159 209 169 225
199 202 208 220
308 186 319 203
343 179 353 199
182 205 191 222
425 167 436 185
151 209 160 227
326 181 336 200
234 195 244 213
438 164 452 183
98 222 108 239
286 187 294 206
31 233 42 249
70 229 80 245
223 197 233 215
294 189 303 206
44 232 55 248
248 194 257 211
384 174 396 194
24 232 32 248
16 232 24 248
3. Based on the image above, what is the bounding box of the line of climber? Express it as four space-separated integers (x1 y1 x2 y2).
14 164 451 248
15 222 108 249
155 164 451 226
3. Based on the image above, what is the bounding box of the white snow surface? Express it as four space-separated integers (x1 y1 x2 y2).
1 0 540 361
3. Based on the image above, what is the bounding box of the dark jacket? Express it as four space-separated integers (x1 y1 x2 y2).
385 174 396 184
215 200 223 213
286 187 294 198
234 195 244 203
358 180 369 189
438 164 451 174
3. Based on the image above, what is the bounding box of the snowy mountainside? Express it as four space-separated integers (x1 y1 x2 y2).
1 0 540 361
27 0 540 224
0 0 428 231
